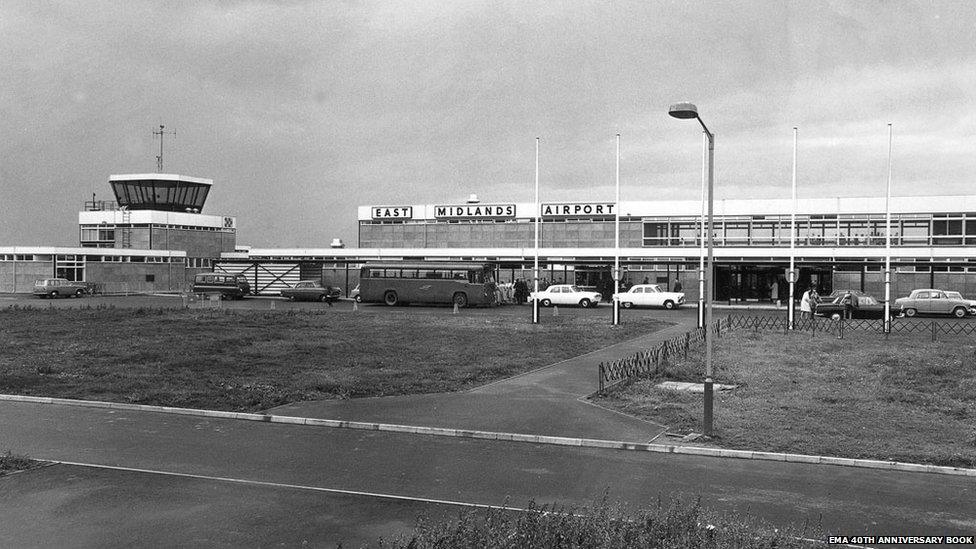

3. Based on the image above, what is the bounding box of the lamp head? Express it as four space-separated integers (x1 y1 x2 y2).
668 102 699 120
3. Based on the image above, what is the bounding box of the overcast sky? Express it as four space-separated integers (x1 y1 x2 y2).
2 1 974 248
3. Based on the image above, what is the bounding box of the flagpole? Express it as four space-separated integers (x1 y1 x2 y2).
884 124 892 333
697 131 706 328
788 127 797 330
613 134 621 325
533 137 541 324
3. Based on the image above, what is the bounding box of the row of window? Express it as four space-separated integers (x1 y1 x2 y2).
642 218 976 247
0 254 183 263
111 181 209 210
187 258 213 268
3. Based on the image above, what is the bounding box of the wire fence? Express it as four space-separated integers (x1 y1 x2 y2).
597 313 976 392
727 314 976 340
597 317 732 393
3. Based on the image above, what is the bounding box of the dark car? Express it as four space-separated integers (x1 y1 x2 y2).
279 281 341 302
820 289 867 302
815 293 891 320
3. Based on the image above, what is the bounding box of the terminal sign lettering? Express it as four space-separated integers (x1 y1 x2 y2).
434 204 516 219
372 206 413 219
542 203 616 216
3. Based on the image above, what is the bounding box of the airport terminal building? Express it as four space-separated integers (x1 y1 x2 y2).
218 194 976 301
2 172 975 303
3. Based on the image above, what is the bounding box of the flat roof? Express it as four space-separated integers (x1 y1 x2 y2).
109 173 213 186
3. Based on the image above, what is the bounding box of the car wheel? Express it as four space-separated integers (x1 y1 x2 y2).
952 307 966 318
287 295 296 301
622 301 633 309
355 295 362 303
74 289 85 298
453 292 468 308
384 290 398 306
904 308 917 318
579 298 591 308
49 291 58 299
830 312 841 321
664 300 675 310
320 294 331 302
541 299 552 307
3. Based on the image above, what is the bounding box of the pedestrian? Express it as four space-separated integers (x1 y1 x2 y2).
841 291 854 319
800 287 812 319
673 277 683 293
809 288 820 316
642 276 649 284
514 278 528 305
770 279 779 305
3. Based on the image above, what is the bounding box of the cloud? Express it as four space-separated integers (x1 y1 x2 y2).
2 1 976 248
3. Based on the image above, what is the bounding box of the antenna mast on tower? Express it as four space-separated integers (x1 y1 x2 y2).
152 124 176 172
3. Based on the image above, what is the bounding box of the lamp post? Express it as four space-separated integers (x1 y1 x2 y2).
669 102 715 436
697 131 706 328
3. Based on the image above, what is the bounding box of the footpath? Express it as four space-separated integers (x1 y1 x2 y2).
268 316 700 443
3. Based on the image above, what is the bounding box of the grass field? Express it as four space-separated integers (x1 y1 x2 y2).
0 306 666 412
593 330 976 467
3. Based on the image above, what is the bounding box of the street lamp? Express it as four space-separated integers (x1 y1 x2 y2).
669 102 715 436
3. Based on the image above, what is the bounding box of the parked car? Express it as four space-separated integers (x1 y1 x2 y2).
279 280 341 303
820 289 867 303
944 291 976 309
612 284 685 310
351 284 361 303
894 289 975 318
529 284 603 308
814 293 892 320
33 278 89 298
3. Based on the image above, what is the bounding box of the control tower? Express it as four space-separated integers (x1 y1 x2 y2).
79 174 236 266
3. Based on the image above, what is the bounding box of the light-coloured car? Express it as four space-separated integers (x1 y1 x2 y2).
350 284 361 303
613 284 685 310
944 291 976 309
894 289 975 318
33 278 89 298
529 284 603 308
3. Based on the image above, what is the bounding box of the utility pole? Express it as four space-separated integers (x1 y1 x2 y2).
153 125 176 172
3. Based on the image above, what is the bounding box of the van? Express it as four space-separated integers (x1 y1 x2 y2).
191 273 251 299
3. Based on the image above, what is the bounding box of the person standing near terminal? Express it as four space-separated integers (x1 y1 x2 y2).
770 278 779 305
800 287 812 319
514 278 528 305
672 277 682 293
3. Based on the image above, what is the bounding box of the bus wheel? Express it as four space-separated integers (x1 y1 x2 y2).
453 292 468 308
384 291 399 306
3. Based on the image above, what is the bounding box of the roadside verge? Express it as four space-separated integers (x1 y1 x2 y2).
3 393 973 478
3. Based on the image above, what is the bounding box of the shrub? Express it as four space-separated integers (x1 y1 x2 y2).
373 497 817 549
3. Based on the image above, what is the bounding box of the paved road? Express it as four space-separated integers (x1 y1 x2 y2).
1 401 974 547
